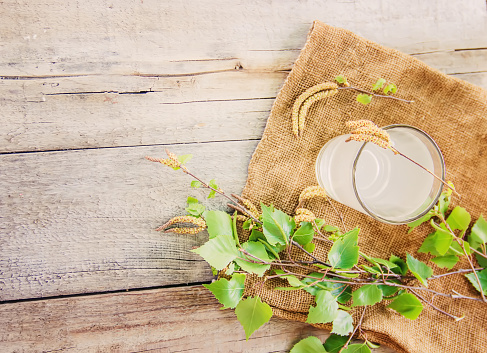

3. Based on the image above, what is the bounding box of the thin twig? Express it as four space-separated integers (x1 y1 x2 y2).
470 247 487 260
391 147 460 197
337 86 414 103
342 306 367 351
227 203 262 225
409 289 464 321
172 163 263 225
430 268 485 280
435 214 486 302
290 240 330 267
326 198 348 232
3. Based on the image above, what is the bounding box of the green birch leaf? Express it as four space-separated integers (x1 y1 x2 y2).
177 154 192 165
432 229 453 256
235 241 271 277
383 83 397 95
235 296 273 340
361 253 398 270
378 283 399 298
293 222 314 245
203 210 233 239
446 206 471 231
335 75 348 84
331 310 354 336
273 270 304 287
390 255 408 275
186 197 205 217
431 255 459 269
314 218 327 229
290 336 327 353
406 253 433 287
386 293 423 320
437 187 452 215
248 229 285 258
306 290 339 324
303 242 316 253
356 93 372 105
187 196 198 205
323 225 340 233
418 233 441 256
471 215 487 244
186 205 205 217
261 204 295 246
465 269 487 295
475 253 487 267
445 240 465 257
372 78 386 91
366 341 381 349
351 285 383 307
328 230 359 270
360 265 381 274
249 229 265 241
323 334 348 353
342 344 371 353
407 211 434 233
203 273 246 309
242 218 252 230
191 234 239 270
301 274 351 303
190 180 201 188
207 179 218 199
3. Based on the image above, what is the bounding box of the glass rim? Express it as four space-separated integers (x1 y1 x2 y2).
351 124 446 225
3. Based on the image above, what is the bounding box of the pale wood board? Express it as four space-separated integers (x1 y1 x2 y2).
1 0 487 76
0 141 258 300
0 285 395 353
1 0 487 351
1 1 486 154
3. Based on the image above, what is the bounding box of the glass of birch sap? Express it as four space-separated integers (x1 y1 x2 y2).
315 125 445 224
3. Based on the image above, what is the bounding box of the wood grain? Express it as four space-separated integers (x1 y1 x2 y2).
0 285 396 353
1 0 486 76
0 141 258 301
2 0 487 154
1 69 486 153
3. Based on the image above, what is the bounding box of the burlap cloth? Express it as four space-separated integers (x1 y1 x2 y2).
240 21 487 353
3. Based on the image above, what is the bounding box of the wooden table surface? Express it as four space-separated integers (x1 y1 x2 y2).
1 1 486 352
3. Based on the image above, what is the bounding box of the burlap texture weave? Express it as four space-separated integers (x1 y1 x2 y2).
241 21 487 353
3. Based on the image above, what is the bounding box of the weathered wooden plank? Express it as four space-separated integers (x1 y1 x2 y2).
0 285 396 353
0 72 282 152
0 140 258 301
1 68 486 153
1 0 486 76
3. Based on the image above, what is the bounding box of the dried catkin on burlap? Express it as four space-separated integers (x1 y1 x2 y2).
241 21 487 353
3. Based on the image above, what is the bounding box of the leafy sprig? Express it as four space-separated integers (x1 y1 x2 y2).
147 150 485 352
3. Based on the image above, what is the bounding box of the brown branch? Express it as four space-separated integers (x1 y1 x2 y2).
342 306 367 351
391 147 460 197
435 215 486 302
409 289 464 321
326 198 348 232
337 86 414 103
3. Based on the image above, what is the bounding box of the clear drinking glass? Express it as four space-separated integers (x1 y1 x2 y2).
315 124 445 224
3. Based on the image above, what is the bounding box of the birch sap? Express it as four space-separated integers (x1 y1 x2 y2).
315 125 445 224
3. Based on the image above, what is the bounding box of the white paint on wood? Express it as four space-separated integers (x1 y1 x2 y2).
0 141 258 300
0 285 396 353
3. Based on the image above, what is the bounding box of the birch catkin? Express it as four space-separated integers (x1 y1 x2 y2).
346 120 392 150
294 208 316 224
298 185 327 203
292 82 338 137
156 215 206 234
